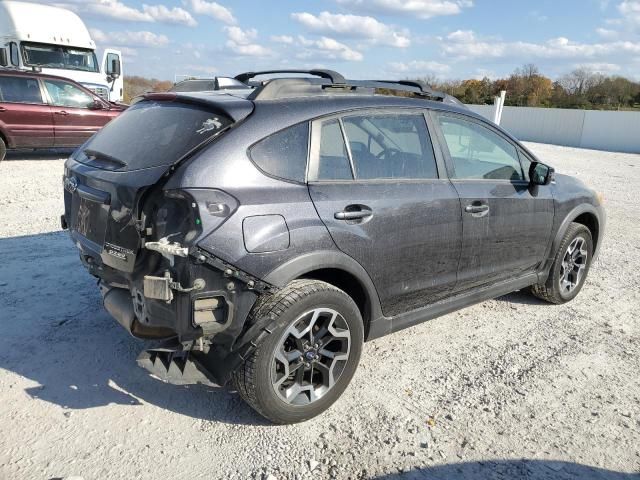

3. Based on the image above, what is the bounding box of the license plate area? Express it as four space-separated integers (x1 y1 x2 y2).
71 189 110 247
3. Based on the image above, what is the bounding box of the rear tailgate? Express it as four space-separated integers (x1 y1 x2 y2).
63 94 253 272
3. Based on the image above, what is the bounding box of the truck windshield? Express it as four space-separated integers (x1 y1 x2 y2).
21 42 98 72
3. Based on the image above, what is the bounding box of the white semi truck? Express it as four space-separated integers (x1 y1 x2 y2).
0 0 123 102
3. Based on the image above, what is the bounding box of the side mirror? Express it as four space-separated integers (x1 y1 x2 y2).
0 48 7 67
529 161 555 186
88 99 105 110
107 58 121 78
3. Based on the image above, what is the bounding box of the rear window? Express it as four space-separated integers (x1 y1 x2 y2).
76 100 232 171
250 123 309 183
0 76 43 103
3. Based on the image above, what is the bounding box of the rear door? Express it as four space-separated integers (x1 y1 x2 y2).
431 111 554 293
41 77 110 147
0 74 54 148
308 109 462 317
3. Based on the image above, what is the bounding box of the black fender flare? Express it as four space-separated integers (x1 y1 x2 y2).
542 203 604 277
262 250 386 339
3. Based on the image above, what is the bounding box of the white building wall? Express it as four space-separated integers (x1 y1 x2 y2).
466 105 640 154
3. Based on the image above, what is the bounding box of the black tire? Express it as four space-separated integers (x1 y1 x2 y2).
232 279 364 424
531 222 593 304
0 137 6 162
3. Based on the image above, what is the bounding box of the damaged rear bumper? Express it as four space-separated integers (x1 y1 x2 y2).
89 247 271 343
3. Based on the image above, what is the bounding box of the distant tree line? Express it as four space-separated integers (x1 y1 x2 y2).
123 76 173 104
122 66 640 110
417 64 640 110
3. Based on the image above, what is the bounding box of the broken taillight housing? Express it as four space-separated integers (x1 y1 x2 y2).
153 188 239 246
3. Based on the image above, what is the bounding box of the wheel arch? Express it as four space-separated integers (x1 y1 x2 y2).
262 250 385 341
572 211 600 252
549 203 604 267
0 127 9 149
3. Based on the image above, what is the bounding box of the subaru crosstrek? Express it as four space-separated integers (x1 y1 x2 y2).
62 69 605 423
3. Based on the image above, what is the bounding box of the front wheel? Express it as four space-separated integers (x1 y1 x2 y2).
532 222 593 304
232 279 364 424
0 137 6 162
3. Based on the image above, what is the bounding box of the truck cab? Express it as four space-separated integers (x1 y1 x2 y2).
0 0 123 102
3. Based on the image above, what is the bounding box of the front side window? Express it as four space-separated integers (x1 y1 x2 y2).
9 43 20 66
437 114 524 181
342 113 438 180
518 149 534 181
0 76 43 103
44 79 94 108
250 123 309 183
21 42 98 72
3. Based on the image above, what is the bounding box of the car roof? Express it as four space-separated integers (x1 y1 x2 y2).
0 67 88 85
165 88 480 124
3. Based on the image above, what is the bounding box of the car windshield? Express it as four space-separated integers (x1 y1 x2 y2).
21 42 99 72
171 80 217 92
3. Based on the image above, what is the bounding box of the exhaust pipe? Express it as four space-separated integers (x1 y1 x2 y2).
102 287 177 339
103 287 135 332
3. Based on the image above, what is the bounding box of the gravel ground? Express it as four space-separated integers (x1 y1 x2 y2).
0 143 638 480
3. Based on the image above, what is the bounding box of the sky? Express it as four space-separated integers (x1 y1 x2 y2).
40 0 640 82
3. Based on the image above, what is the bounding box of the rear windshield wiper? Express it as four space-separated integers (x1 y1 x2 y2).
82 149 128 169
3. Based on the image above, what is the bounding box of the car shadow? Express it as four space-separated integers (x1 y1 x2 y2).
4 148 74 161
0 231 269 426
373 460 639 479
496 290 549 306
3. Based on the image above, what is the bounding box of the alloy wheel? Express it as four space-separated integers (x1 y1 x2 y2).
271 308 351 406
560 236 588 294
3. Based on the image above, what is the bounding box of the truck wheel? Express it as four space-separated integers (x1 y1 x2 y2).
0 137 6 162
232 279 364 424
531 222 593 304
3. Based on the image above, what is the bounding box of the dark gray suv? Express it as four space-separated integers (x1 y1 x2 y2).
62 69 605 423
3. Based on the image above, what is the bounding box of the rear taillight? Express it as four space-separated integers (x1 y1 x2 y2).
152 189 238 246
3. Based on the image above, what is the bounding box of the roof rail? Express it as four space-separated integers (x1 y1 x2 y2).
240 70 465 107
372 80 446 100
235 69 346 85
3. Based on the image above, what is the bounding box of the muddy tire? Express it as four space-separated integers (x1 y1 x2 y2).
232 279 364 424
531 223 593 304
0 137 6 162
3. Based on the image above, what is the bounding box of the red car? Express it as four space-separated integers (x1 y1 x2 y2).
0 69 126 161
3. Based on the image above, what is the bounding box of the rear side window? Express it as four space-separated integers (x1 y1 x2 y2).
342 114 438 180
250 123 309 183
315 119 353 180
437 115 524 181
76 100 232 171
0 76 43 103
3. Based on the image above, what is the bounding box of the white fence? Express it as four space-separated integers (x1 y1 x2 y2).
467 105 640 154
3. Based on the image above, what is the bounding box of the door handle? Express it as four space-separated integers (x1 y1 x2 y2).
465 203 490 216
55 110 69 116
334 206 373 221
0 107 6 112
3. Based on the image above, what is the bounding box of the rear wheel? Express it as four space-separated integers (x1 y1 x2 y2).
232 279 364 424
531 222 593 304
0 137 6 162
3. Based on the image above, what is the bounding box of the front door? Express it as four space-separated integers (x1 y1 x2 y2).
308 110 462 317
432 112 555 293
42 78 108 147
0 74 54 148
